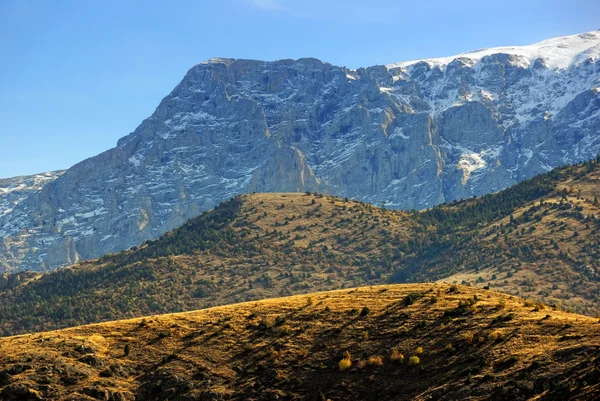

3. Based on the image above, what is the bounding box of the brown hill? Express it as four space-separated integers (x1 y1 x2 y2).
0 157 599 336
1 284 599 400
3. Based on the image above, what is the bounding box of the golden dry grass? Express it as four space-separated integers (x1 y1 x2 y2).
1 284 599 400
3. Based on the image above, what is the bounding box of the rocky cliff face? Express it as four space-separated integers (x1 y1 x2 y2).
2 31 600 272
0 171 64 218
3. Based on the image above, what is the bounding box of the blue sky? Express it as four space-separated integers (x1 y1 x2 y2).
0 0 598 178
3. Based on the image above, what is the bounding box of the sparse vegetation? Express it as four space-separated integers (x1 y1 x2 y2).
0 284 599 400
390 349 404 363
339 351 352 371
408 355 421 366
368 355 384 366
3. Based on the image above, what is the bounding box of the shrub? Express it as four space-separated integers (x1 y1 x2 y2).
339 351 352 371
415 346 423 355
403 293 424 306
408 355 420 366
444 343 454 352
360 306 370 316
414 320 427 329
497 298 506 309
492 313 515 324
390 349 404 363
462 332 475 344
529 360 542 370
368 355 384 366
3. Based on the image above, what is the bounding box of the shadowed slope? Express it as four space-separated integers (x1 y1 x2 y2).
0 284 599 400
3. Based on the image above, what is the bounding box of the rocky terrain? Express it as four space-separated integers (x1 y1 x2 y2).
0 157 599 336
0 171 64 220
1 30 600 272
1 284 599 400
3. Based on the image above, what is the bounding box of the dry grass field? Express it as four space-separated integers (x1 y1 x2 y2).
1 284 600 400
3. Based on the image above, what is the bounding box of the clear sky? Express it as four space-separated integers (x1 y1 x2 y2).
0 0 598 178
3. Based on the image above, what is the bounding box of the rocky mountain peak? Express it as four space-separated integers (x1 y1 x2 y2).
1 30 600 272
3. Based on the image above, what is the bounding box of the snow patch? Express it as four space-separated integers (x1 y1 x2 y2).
389 127 409 140
388 30 600 71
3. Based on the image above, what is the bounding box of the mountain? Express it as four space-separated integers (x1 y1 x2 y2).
1 31 600 272
1 284 599 401
0 156 599 336
0 171 64 219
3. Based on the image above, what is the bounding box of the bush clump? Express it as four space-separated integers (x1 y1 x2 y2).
339 351 352 371
403 293 424 306
390 349 404 363
368 355 384 366
408 355 420 366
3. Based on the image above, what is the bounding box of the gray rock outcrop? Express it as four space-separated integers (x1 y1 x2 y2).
1 31 600 272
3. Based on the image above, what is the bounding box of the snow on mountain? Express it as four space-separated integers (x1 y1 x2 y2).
388 30 600 70
1 30 600 272
0 171 64 217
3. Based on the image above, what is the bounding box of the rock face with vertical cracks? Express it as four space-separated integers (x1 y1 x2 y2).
2 31 600 272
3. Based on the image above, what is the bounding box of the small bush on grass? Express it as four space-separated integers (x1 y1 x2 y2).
339 351 352 371
368 355 384 366
390 349 404 363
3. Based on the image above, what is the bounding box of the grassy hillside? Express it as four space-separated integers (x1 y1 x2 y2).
414 158 600 313
0 156 599 336
1 284 599 400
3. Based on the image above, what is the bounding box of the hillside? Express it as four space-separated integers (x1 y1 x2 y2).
0 156 599 336
410 156 600 314
1 284 599 400
2 31 600 273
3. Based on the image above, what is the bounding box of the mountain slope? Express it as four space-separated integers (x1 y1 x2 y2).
1 284 599 401
0 157 599 336
0 171 64 218
2 30 600 272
